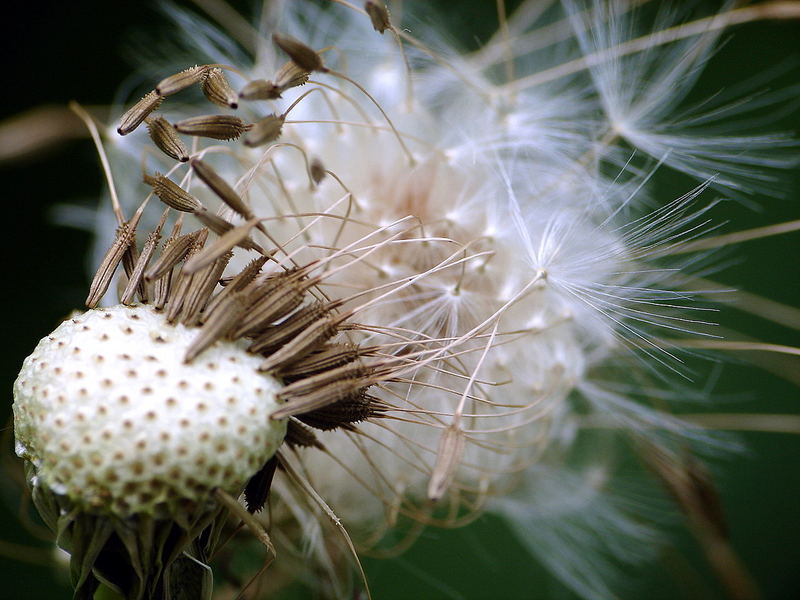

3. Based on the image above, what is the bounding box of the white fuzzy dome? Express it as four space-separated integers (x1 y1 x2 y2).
13 305 286 517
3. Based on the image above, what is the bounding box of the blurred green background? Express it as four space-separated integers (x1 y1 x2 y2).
1 1 798 598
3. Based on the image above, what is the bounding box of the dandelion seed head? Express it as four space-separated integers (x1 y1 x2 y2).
14 305 286 516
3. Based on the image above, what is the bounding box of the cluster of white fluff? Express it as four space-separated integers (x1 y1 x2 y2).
88 0 797 597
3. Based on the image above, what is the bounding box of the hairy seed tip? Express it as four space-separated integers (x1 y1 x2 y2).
155 65 208 96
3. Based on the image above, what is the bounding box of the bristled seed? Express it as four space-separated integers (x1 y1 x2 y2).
145 116 190 162
244 114 285 148
174 115 249 141
190 158 255 221
365 1 391 34
273 61 310 91
117 91 163 135
202 67 238 109
156 65 208 96
143 173 204 213
145 230 203 282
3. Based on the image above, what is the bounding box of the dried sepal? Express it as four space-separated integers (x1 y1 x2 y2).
365 1 391 34
145 116 190 162
272 33 325 72
244 114 285 148
144 173 204 213
155 65 208 97
202 67 238 109
174 115 249 141
239 79 283 101
117 91 163 135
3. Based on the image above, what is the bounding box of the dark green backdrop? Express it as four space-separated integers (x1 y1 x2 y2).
1 1 798 598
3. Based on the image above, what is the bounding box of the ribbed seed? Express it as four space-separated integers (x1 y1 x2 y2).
285 419 323 449
153 221 183 309
166 229 208 323
271 379 368 419
183 220 257 274
234 281 307 337
120 212 167 305
144 173 204 213
86 213 142 307
243 456 278 514
174 115 249 141
310 158 326 184
202 67 238 109
145 116 190 162
184 292 248 362
278 343 361 378
192 209 263 253
181 252 232 326
117 91 162 135
273 61 310 91
156 65 208 96
190 158 254 220
258 314 342 372
279 361 372 397
297 395 380 431
145 230 202 281
204 255 268 317
249 303 329 354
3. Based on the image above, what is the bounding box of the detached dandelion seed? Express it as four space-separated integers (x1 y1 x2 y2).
7 1 800 599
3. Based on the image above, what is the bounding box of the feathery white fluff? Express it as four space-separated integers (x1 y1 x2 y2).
86 1 798 597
